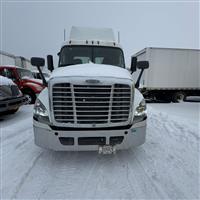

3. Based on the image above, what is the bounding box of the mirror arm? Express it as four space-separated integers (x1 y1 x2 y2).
135 68 144 88
37 66 47 87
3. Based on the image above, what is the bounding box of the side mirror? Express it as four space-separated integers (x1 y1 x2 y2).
135 61 149 88
137 61 149 69
31 57 45 67
130 57 137 73
47 55 54 72
31 57 47 86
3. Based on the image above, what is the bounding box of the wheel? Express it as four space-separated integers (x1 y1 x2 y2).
24 90 36 104
172 92 186 103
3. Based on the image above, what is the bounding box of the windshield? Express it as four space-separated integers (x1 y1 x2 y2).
59 46 125 68
17 68 34 79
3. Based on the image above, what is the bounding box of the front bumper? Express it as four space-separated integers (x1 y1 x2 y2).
33 119 147 151
0 96 27 113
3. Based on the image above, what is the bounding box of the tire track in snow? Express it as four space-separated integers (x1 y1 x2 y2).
117 149 168 199
2 123 32 142
78 154 99 197
115 152 137 197
145 108 199 199
36 152 98 199
149 107 199 142
14 137 30 150
11 151 43 199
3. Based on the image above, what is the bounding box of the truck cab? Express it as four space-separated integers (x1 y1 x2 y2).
0 66 45 104
31 27 149 153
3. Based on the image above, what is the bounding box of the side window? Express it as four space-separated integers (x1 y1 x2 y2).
4 69 17 81
0 69 7 77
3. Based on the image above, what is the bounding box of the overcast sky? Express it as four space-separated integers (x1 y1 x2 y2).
1 1 199 66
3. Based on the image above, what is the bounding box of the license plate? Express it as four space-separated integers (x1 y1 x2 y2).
98 145 116 155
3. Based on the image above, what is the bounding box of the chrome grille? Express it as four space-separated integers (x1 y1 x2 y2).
52 83 131 126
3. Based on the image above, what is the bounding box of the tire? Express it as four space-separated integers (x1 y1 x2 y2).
172 92 186 103
24 90 36 104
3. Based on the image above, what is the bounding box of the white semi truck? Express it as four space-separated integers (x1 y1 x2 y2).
133 47 200 102
31 27 149 154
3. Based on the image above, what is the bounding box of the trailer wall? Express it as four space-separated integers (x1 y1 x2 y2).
135 48 200 89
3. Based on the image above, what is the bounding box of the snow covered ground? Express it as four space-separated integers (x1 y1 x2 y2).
1 103 199 199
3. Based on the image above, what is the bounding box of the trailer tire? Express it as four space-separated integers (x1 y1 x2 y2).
172 92 186 103
23 90 36 104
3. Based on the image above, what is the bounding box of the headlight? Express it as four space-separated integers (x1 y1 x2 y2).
133 99 147 123
134 99 147 117
33 99 49 123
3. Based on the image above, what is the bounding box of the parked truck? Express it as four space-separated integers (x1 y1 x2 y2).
31 26 149 154
133 47 200 102
0 65 45 104
0 75 26 114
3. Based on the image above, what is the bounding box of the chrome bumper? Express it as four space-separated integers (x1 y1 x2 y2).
33 119 147 151
0 96 27 113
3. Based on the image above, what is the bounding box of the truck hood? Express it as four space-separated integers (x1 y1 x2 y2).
50 63 133 80
22 77 43 86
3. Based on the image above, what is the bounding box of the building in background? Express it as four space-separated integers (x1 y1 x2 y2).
0 50 16 66
0 50 50 76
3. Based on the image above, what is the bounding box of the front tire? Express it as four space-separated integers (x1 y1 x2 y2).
24 90 36 104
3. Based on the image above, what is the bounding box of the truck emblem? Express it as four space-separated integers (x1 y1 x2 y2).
85 79 100 84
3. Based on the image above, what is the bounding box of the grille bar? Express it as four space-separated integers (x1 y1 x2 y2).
53 110 129 112
54 114 128 117
53 96 130 99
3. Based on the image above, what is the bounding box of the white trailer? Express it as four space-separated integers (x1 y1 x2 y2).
133 47 200 102
0 51 16 66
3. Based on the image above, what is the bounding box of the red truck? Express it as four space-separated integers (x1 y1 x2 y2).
0 65 45 104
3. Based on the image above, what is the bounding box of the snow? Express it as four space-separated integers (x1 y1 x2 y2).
0 75 15 85
51 63 132 80
1 103 199 199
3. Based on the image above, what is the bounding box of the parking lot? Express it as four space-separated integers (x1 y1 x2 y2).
1 102 199 199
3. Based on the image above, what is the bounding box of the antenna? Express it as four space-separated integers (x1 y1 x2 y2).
118 31 120 43
64 29 66 41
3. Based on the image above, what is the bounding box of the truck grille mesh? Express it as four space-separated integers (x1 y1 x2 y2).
52 83 131 126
